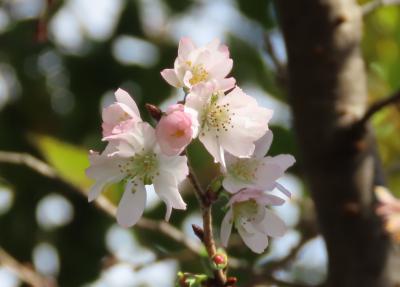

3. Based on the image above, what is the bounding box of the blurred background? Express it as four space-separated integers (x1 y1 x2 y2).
0 0 399 286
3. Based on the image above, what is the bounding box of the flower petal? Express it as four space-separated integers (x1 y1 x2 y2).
199 130 225 166
237 225 268 254
153 173 187 221
254 208 287 237
253 130 273 159
161 69 182 87
115 88 140 118
208 58 233 79
158 154 189 183
178 37 195 59
220 208 233 247
117 180 147 228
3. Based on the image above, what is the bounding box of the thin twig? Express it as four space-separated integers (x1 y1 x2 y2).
0 247 55 287
362 0 400 16
186 158 226 286
357 90 400 127
0 151 201 256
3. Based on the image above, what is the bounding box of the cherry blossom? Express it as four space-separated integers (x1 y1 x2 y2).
161 37 235 91
223 130 295 196
220 188 287 253
86 122 188 227
156 104 198 156
102 88 141 138
185 83 273 167
375 186 400 241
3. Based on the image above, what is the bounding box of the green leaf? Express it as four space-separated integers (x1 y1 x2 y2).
32 135 92 189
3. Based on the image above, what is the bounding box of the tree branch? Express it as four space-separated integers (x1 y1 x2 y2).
357 90 400 127
0 247 55 287
0 151 201 256
362 0 400 16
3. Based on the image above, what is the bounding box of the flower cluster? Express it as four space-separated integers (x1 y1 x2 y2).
86 37 295 253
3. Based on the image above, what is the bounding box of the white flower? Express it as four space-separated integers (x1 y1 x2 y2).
161 37 235 91
86 122 188 227
223 130 295 196
220 188 287 253
185 84 273 167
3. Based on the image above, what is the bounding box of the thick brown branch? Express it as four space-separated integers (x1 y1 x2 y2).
362 0 400 16
0 247 55 287
358 90 400 127
275 0 391 286
0 151 201 256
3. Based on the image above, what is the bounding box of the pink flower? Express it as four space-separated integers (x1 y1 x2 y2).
161 37 235 91
102 88 141 138
375 186 400 241
220 188 287 253
156 104 198 156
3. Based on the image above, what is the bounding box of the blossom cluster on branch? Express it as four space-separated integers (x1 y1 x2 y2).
86 37 295 255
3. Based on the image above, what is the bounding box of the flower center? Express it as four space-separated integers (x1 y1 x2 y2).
119 152 159 185
201 94 234 134
228 159 260 182
189 64 209 86
233 199 259 224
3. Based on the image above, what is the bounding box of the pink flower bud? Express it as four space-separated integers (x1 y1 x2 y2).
156 104 194 156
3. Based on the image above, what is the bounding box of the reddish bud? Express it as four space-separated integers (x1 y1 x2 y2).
145 103 162 121
212 253 227 270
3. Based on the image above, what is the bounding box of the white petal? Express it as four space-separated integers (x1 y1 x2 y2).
115 88 140 118
158 154 188 183
222 175 250 194
256 194 286 206
237 225 268 254
178 37 195 59
160 69 182 87
117 181 147 228
217 77 236 91
199 130 225 166
267 154 296 170
375 186 396 204
88 180 107 202
253 130 273 159
153 173 186 221
208 58 233 79
254 208 287 237
86 150 124 181
220 208 233 247
253 161 285 190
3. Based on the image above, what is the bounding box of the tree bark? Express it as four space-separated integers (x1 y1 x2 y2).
274 0 391 286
